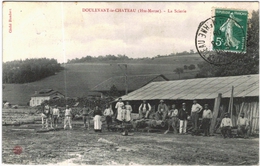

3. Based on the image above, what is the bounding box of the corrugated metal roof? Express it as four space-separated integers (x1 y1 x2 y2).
121 75 259 101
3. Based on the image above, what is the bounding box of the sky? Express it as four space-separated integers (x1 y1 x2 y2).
2 2 258 63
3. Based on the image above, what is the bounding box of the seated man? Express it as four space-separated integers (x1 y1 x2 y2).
237 112 250 138
155 100 168 120
164 104 179 134
138 100 151 119
220 113 232 138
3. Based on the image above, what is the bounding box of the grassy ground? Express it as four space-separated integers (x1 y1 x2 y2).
3 54 203 105
2 108 259 165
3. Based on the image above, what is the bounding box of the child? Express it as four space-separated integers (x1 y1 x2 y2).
117 105 126 124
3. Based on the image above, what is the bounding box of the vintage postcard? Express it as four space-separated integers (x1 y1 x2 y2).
2 1 259 165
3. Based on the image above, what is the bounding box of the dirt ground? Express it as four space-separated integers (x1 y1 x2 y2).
2 121 259 165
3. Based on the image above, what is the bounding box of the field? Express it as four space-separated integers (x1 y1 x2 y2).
3 54 203 105
2 108 259 165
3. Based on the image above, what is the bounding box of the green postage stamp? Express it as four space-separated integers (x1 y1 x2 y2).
213 8 248 53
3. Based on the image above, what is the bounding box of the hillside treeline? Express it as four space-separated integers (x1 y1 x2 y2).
3 58 63 84
67 50 197 63
67 54 132 63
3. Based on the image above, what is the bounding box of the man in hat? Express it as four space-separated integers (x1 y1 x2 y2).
237 112 249 138
202 104 212 136
191 99 203 136
82 104 91 129
220 113 232 138
156 100 168 120
178 103 189 134
138 100 151 119
52 105 60 128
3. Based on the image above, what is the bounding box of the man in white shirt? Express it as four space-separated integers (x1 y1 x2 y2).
191 99 203 136
202 104 212 136
220 113 232 138
138 100 151 119
103 104 114 131
237 112 249 138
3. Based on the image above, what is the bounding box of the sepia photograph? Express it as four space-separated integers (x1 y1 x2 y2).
2 1 259 165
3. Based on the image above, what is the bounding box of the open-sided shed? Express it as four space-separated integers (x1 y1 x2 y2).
119 74 259 134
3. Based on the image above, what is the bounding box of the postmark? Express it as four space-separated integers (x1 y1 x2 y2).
195 8 248 65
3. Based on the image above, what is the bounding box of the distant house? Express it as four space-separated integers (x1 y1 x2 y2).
91 74 169 97
29 89 64 107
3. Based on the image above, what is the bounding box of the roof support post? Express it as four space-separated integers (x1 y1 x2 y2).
210 93 222 135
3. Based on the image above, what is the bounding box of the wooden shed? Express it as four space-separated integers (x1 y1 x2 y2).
118 74 259 134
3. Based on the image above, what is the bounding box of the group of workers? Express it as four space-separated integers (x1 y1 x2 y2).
41 98 250 138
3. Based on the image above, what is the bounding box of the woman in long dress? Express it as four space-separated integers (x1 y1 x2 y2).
125 101 132 122
93 106 102 132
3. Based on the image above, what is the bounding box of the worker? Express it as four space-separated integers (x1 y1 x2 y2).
178 103 189 134
103 104 114 131
156 100 168 120
220 113 232 138
41 103 51 129
202 104 213 136
237 112 250 138
164 104 179 134
191 99 203 136
52 105 60 128
64 105 73 130
82 104 91 129
138 100 151 119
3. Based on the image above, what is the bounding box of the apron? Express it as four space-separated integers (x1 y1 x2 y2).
94 115 102 130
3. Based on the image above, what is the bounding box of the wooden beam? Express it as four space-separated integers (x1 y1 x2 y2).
210 93 222 135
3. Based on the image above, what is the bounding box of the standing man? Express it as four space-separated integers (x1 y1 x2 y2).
164 104 179 134
202 104 213 136
220 113 232 138
82 105 91 129
237 112 250 138
64 105 73 130
191 99 203 136
138 100 152 119
156 100 168 120
103 104 114 131
52 105 60 128
41 103 51 129
178 103 189 134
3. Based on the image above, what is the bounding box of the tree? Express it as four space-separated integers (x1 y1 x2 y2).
183 65 188 70
174 67 184 79
108 85 120 98
196 10 259 78
188 64 196 70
